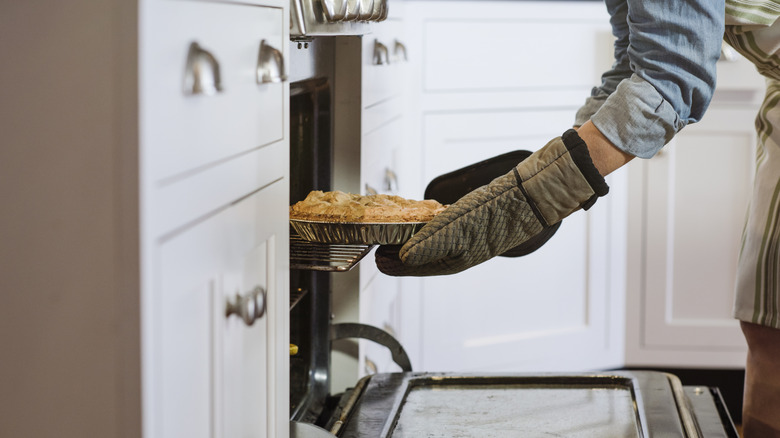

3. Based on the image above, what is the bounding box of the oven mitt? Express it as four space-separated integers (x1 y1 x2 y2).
375 129 609 277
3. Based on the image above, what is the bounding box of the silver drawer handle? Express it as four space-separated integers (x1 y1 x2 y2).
373 40 389 65
257 40 288 84
393 40 408 62
365 184 378 196
225 286 266 326
384 167 398 193
184 42 223 96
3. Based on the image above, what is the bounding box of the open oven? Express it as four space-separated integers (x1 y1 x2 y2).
285 28 739 438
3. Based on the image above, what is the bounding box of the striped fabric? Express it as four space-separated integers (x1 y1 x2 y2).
726 0 780 26
726 3 780 328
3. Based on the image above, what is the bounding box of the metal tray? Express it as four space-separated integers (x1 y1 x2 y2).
290 219 426 245
334 372 716 438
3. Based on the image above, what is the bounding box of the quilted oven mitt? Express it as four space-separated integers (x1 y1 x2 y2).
375 129 609 277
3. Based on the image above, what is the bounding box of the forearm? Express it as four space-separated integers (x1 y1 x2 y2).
577 120 634 176
576 0 724 159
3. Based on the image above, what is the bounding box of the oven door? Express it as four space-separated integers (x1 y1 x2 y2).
294 371 738 438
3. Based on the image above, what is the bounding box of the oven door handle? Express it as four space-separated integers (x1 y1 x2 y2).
330 322 413 372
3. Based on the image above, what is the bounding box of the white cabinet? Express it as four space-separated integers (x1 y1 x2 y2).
398 0 764 372
157 182 288 437
0 1 290 437
401 0 619 372
623 54 764 367
141 0 291 435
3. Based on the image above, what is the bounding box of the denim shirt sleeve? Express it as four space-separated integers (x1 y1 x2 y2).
575 0 725 158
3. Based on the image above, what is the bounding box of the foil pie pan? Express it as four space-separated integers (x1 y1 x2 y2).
290 219 427 245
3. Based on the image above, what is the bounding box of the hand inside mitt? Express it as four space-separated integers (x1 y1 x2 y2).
375 129 609 277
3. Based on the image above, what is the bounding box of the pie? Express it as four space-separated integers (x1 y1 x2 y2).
289 190 447 223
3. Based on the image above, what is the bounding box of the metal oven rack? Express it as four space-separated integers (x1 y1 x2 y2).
289 233 374 272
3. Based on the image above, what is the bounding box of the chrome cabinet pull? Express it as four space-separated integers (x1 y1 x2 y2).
384 167 398 193
365 184 378 196
373 40 389 65
257 40 288 84
225 286 266 326
184 42 223 96
393 40 408 62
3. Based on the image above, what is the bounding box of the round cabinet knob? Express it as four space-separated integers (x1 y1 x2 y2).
225 286 266 326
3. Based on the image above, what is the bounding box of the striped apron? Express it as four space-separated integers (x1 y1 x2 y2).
724 1 780 328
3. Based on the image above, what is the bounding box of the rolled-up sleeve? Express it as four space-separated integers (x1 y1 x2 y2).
576 0 725 158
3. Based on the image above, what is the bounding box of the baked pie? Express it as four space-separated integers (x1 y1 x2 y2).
290 190 447 223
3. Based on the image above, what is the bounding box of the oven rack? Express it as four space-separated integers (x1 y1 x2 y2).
290 233 374 272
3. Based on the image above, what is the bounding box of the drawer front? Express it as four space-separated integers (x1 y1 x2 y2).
142 1 285 183
151 139 287 237
362 18 409 108
359 117 402 291
422 18 608 92
361 116 401 197
165 0 287 8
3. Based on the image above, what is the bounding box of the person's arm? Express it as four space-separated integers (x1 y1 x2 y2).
376 0 726 277
585 0 725 159
578 120 633 176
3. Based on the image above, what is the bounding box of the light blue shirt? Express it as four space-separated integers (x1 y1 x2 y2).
574 0 726 158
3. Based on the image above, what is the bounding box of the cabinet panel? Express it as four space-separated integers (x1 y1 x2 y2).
359 274 403 375
156 181 288 438
422 19 608 93
640 108 755 351
417 111 619 372
422 110 574 183
362 18 408 108
142 1 285 182
153 140 286 236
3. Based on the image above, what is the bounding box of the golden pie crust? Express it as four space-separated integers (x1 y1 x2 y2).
290 190 447 223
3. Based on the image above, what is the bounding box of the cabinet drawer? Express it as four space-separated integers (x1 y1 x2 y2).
422 18 608 92
361 117 402 197
165 0 287 8
142 1 285 183
151 139 287 237
363 18 409 108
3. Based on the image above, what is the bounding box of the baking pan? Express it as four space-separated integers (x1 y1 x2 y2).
290 219 427 245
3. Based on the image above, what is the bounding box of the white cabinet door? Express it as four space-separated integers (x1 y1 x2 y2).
156 181 288 438
359 273 403 375
417 110 620 372
625 107 754 367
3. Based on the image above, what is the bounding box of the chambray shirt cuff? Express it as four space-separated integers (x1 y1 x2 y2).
574 90 608 127
589 74 684 159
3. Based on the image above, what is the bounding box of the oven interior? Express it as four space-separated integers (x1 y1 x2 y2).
285 38 740 438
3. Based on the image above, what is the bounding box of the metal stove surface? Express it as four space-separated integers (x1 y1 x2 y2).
323 371 737 438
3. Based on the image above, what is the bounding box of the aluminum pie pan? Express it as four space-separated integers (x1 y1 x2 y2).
290 219 427 245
